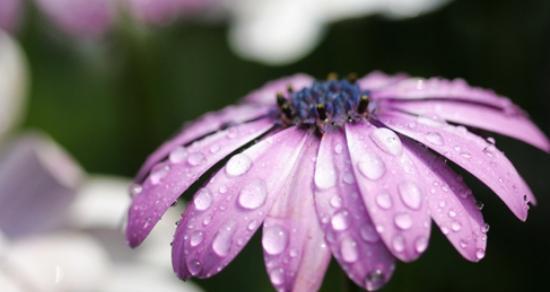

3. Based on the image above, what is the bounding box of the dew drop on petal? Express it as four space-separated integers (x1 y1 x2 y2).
129 184 142 197
370 128 403 156
415 236 428 253
187 152 205 166
425 132 444 146
314 168 336 190
360 226 379 243
188 259 202 276
194 189 212 211
238 179 267 210
150 165 170 185
376 192 392 210
365 269 386 291
169 146 188 163
392 235 405 253
476 248 486 260
212 222 236 257
331 210 349 231
481 223 490 233
357 153 385 180
340 238 359 263
269 268 284 285
330 196 343 208
451 221 462 232
262 225 288 255
225 153 252 177
448 210 457 218
394 213 413 230
398 182 423 210
334 143 343 154
190 231 203 247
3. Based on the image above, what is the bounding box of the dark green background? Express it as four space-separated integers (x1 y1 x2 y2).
13 0 550 291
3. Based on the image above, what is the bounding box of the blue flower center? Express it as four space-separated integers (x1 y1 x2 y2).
277 77 370 130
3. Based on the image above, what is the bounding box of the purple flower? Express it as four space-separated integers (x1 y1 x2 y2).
126 72 549 291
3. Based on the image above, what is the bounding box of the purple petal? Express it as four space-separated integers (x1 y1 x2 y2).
171 127 310 279
402 139 488 262
372 77 518 111
135 104 270 182
0 133 84 238
126 119 272 247
344 122 431 262
0 0 22 32
357 71 409 92
262 137 331 291
242 74 314 105
314 130 395 290
34 0 114 38
379 111 534 221
386 100 550 152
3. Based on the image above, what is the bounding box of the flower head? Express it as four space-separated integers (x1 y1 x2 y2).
126 72 549 291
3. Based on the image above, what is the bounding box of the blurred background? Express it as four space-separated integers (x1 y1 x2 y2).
1 0 549 291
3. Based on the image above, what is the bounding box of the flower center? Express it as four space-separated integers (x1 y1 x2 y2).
276 75 370 131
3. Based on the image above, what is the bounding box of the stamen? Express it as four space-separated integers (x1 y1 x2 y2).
357 94 369 114
347 73 358 83
327 72 338 80
316 104 327 121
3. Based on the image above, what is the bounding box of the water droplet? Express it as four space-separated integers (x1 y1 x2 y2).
342 172 355 184
448 210 457 218
330 196 343 208
210 144 221 153
187 152 205 166
459 240 468 249
415 236 428 253
481 223 490 233
460 152 472 159
129 184 142 197
398 182 423 210
441 226 450 234
340 238 359 262
451 222 462 232
476 201 485 210
289 249 298 258
365 269 386 291
262 225 288 255
331 210 349 231
370 128 403 156
238 179 267 210
225 153 252 177
212 222 236 257
425 132 444 146
453 145 461 152
190 231 203 247
394 213 413 230
392 235 405 253
360 226 379 243
188 259 202 276
314 167 336 190
486 137 496 144
169 147 188 163
376 193 392 209
475 248 485 260
357 153 385 180
334 143 343 154
194 189 212 211
150 165 170 185
269 268 284 285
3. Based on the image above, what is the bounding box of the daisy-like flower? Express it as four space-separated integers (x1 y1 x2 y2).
126 72 549 291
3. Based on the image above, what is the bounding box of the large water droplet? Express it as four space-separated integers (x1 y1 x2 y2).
360 226 379 243
150 165 170 185
365 269 386 291
269 268 284 285
225 153 252 177
194 189 212 211
340 238 359 263
238 179 267 210
262 225 288 255
425 132 444 146
331 210 349 231
212 222 236 257
334 143 343 154
190 231 203 247
330 196 343 208
357 152 385 180
398 182 423 210
392 235 405 253
187 152 205 166
394 213 413 230
188 259 202 276
169 146 188 163
376 192 392 209
415 236 428 253
370 128 403 156
314 167 336 190
475 248 485 260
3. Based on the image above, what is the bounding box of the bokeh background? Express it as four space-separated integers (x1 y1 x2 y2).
6 0 550 291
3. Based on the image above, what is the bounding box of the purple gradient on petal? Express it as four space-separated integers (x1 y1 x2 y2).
126 119 272 247
262 136 331 291
171 127 310 279
314 129 395 290
358 71 409 92
345 121 431 262
0 0 22 33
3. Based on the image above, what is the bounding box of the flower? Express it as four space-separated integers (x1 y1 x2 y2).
126 72 548 291
0 0 21 33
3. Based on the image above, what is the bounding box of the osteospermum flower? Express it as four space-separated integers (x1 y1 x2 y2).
126 72 549 291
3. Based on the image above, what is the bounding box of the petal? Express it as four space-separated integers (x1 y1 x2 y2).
357 71 408 92
0 0 22 33
0 133 84 238
126 119 272 247
262 137 331 292
34 0 114 37
386 100 550 152
242 74 314 105
314 129 395 290
402 139 488 262
171 127 310 279
136 104 270 182
0 31 27 141
373 77 518 111
379 111 534 221
345 122 431 262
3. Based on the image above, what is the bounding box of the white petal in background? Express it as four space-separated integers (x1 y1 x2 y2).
0 31 27 141
226 0 450 65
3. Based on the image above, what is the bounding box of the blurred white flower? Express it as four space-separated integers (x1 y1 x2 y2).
0 31 26 142
0 134 202 292
226 0 450 65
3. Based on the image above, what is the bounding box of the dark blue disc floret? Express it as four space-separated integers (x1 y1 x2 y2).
276 77 370 130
